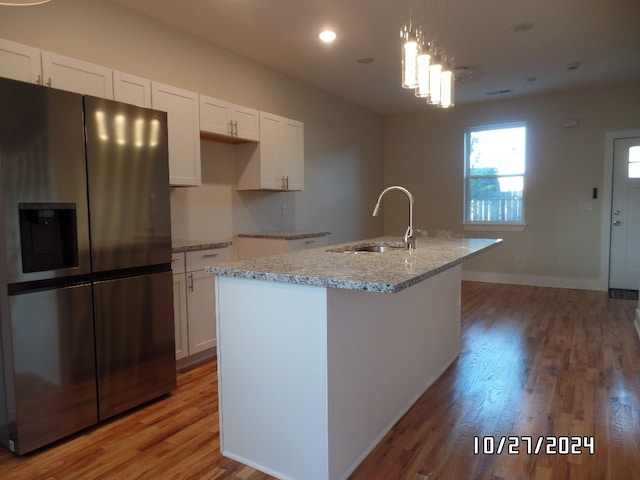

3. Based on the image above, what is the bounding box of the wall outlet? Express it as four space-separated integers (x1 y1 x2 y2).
281 204 287 216
579 202 593 211
558 257 566 267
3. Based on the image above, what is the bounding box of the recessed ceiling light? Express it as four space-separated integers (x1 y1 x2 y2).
319 30 337 43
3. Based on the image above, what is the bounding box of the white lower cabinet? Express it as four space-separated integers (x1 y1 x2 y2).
172 264 189 360
173 247 230 365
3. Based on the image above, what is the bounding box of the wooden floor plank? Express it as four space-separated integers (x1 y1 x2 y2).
0 282 637 479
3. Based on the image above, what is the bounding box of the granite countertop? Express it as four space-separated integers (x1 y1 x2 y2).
206 236 502 293
172 239 232 253
238 231 331 240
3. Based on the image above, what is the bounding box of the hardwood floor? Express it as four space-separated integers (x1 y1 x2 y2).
0 282 638 480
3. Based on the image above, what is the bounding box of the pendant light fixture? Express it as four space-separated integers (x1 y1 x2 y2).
415 34 431 98
440 56 454 108
401 0 454 108
400 22 421 89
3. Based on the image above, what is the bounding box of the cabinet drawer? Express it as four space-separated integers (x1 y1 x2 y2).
186 248 230 272
171 253 186 274
286 236 329 252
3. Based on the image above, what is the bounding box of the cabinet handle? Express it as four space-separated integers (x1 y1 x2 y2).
304 240 316 244
188 273 194 292
36 74 41 85
46 77 51 87
228 120 233 136
203 253 219 258
234 120 238 136
286 176 289 190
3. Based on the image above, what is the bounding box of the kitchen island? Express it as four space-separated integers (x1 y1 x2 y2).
208 236 501 480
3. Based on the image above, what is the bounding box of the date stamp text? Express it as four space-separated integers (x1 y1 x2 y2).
473 436 595 455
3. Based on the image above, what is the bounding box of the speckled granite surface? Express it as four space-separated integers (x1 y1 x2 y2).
172 240 232 253
207 236 502 293
237 231 331 240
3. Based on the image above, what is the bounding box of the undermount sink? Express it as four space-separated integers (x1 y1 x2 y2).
328 242 406 254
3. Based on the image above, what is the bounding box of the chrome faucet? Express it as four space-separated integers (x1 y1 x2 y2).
372 185 415 250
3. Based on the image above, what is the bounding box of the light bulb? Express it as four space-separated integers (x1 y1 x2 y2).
440 69 454 108
428 62 442 105
401 24 420 89
415 48 431 98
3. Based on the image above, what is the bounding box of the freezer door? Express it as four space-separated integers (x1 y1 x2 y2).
0 77 91 283
93 271 176 420
8 283 98 454
83 96 172 272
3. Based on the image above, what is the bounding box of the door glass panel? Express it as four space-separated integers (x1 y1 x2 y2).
630 146 640 178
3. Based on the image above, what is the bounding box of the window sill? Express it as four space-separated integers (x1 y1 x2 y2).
463 223 527 232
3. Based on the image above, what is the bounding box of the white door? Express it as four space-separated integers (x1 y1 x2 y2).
609 136 640 291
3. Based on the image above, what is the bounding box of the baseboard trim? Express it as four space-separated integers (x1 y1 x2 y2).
461 270 605 291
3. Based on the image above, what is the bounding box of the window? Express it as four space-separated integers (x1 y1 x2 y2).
629 146 640 178
464 122 526 229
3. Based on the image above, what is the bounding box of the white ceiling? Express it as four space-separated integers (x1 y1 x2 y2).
112 0 640 114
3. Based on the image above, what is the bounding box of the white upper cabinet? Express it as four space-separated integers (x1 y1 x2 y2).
41 51 113 99
0 38 41 84
113 71 151 107
199 94 259 142
281 116 304 191
236 111 304 191
151 81 201 186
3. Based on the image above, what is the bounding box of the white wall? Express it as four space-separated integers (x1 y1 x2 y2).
383 83 640 289
0 0 384 249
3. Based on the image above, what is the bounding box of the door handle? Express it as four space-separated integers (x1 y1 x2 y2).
613 210 621 215
613 220 621 227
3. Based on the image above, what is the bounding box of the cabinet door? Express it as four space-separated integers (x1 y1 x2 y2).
286 236 328 252
187 270 216 354
173 272 189 360
233 105 260 142
151 81 201 186
282 118 304 191
41 51 113 99
113 71 151 107
200 94 233 137
236 111 303 191
0 38 42 84
259 111 285 190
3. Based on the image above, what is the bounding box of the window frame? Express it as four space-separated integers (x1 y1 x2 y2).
463 121 527 232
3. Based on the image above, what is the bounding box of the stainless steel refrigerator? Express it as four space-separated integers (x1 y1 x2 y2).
0 77 176 455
